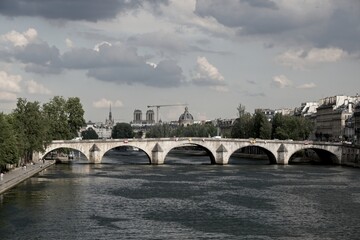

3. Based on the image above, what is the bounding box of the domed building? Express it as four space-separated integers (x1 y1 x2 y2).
179 107 194 126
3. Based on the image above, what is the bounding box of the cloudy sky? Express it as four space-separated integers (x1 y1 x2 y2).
0 0 359 122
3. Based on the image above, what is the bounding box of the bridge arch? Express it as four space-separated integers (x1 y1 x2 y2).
163 142 216 164
100 144 151 164
42 146 89 161
229 145 277 164
288 147 340 165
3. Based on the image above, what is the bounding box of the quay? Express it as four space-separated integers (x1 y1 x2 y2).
0 160 55 195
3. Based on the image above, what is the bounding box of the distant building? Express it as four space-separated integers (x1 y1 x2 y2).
132 109 155 125
354 103 360 144
315 95 356 141
146 110 155 124
294 102 320 117
255 108 275 121
133 109 142 124
105 104 114 128
275 108 294 116
179 107 194 126
81 106 114 139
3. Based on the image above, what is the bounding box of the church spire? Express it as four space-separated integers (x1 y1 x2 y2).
109 104 112 121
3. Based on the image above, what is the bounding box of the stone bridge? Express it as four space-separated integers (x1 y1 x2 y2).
37 138 351 165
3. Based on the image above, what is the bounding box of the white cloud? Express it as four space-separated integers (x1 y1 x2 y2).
93 98 123 108
272 75 292 88
65 38 74 48
93 41 112 52
196 56 224 81
146 61 157 68
1 28 37 47
25 80 52 95
297 82 316 89
192 56 227 91
0 71 22 92
277 47 347 69
0 91 17 102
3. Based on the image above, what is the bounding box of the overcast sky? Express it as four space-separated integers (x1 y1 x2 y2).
0 0 359 122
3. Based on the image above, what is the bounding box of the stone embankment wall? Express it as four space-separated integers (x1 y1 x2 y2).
0 160 55 195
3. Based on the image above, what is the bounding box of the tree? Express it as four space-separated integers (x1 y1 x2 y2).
175 124 217 137
43 96 86 140
0 113 19 170
81 128 99 139
66 97 86 139
146 124 174 138
43 96 71 140
12 98 50 163
272 114 314 140
253 111 271 139
112 123 134 139
231 112 253 138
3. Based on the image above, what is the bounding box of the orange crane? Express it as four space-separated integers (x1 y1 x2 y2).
147 103 188 123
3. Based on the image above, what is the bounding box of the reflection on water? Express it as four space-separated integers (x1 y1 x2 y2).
0 151 360 239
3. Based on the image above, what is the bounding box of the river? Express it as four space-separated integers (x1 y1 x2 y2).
0 150 360 239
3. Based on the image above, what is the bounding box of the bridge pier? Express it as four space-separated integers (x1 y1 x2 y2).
215 144 229 165
151 143 165 165
89 144 102 163
277 143 289 165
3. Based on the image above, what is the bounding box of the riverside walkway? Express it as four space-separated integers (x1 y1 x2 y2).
0 160 55 195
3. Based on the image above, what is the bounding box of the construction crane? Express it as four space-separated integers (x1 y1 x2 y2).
147 103 188 123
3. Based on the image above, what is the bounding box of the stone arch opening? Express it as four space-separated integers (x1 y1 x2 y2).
164 143 215 164
43 147 88 163
289 148 339 165
229 146 277 165
102 145 151 164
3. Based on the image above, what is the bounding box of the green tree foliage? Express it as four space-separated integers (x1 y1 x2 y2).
43 96 85 140
145 123 217 138
253 111 271 139
0 97 85 165
174 124 217 137
146 124 174 138
112 123 134 139
272 113 314 140
231 106 313 140
43 96 71 140
0 113 19 169
231 112 253 138
81 128 99 139
66 97 86 138
12 98 50 163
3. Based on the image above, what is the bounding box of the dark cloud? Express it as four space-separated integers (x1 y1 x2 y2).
195 0 360 52
127 31 227 56
14 42 60 65
315 6 360 52
0 38 185 87
62 43 144 69
0 42 63 74
195 0 298 32
241 0 278 10
0 0 169 21
87 60 185 88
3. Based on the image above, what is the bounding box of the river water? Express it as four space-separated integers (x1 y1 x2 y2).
1 151 360 240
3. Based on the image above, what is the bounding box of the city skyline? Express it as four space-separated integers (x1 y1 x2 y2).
0 1 359 122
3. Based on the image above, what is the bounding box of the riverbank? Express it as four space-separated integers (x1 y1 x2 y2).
0 160 56 195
